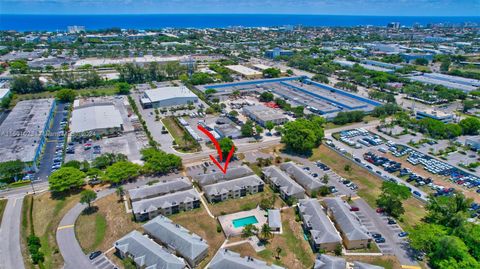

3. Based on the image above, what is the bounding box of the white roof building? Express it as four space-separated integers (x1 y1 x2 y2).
225 65 262 78
141 86 198 108
70 103 123 135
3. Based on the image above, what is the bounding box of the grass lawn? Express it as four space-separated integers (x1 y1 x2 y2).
170 206 225 268
162 116 200 153
0 199 7 224
228 208 315 269
345 255 401 269
20 192 80 269
75 193 141 253
208 186 285 216
310 145 426 231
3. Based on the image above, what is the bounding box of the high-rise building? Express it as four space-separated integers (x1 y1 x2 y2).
67 25 85 34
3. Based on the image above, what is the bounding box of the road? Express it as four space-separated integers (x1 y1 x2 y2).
0 196 26 269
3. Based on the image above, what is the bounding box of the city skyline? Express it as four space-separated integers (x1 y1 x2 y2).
1 0 479 16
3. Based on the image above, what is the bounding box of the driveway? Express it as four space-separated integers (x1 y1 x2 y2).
0 196 26 269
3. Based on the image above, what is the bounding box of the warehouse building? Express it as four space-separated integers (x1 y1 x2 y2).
114 230 186 269
298 199 342 252
70 103 123 138
144 216 209 267
243 105 288 127
408 75 477 92
416 109 454 123
400 53 433 63
140 86 198 108
128 177 192 202
0 99 55 171
214 122 242 139
333 59 395 73
262 166 305 201
324 198 371 249
225 65 263 79
209 249 285 269
423 73 480 87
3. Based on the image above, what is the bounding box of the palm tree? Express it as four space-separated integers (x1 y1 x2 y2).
275 247 282 259
260 223 273 241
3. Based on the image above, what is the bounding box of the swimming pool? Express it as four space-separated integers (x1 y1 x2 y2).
232 216 258 228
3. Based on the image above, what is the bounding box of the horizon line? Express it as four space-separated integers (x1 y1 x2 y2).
1 13 480 18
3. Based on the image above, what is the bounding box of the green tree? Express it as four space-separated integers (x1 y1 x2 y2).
260 223 273 241
104 161 141 184
281 116 325 153
241 224 258 238
80 189 97 208
262 68 281 78
425 194 471 229
141 147 182 175
255 125 264 136
116 82 132 95
116 186 125 201
241 120 255 137
219 137 236 158
414 58 429 66
459 117 480 135
376 181 411 218
48 167 86 192
9 60 29 74
265 121 275 133
56 89 76 102
0 160 25 183
409 223 448 253
259 92 274 102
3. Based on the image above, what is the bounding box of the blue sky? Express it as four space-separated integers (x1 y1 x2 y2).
0 0 479 16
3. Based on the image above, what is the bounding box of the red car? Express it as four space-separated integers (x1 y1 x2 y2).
350 206 360 212
376 208 384 213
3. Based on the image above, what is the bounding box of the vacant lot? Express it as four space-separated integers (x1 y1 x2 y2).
21 192 80 269
310 145 426 231
75 193 142 253
208 186 285 216
228 208 315 269
162 116 200 152
170 206 225 268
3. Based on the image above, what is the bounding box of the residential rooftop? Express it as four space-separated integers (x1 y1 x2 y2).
324 197 370 242
208 249 285 269
280 162 324 191
128 177 192 202
298 199 342 246
132 189 200 215
262 166 305 197
114 230 186 269
143 216 208 264
203 175 264 196
194 165 254 187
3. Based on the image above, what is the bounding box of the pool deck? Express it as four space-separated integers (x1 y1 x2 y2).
218 207 268 237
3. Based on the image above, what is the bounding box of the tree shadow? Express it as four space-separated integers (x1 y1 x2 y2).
50 188 82 200
81 206 99 215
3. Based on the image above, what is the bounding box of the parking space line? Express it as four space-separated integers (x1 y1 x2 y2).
401 265 421 269
57 224 74 230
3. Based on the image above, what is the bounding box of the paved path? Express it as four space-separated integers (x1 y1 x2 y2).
57 190 114 269
0 196 26 269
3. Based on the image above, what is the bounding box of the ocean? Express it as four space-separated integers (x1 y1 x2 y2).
1 14 480 31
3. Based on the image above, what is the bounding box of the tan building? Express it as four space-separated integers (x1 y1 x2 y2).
225 64 263 79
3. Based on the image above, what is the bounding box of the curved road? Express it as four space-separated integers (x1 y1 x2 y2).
0 195 26 269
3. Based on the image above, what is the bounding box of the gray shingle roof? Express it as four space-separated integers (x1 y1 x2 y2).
314 254 346 269
209 249 285 269
132 189 200 214
268 209 282 229
203 175 264 196
129 177 192 201
262 166 305 197
143 216 208 263
280 162 324 191
114 230 186 269
298 199 342 246
195 165 254 187
324 198 370 241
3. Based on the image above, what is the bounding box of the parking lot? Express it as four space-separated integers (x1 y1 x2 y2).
331 128 480 202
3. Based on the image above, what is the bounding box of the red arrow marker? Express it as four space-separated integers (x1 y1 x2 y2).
197 125 235 174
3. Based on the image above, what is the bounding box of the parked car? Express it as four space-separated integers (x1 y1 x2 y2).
398 232 409 237
89 251 102 260
371 233 382 239
387 218 397 225
350 206 360 212
376 208 384 213
375 237 386 243
413 191 421 197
